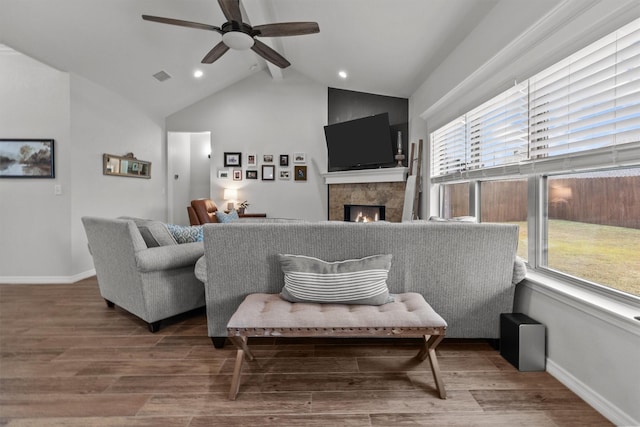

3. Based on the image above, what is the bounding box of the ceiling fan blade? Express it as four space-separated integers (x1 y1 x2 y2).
142 15 222 33
218 0 243 23
202 41 230 64
253 22 320 37
251 39 290 68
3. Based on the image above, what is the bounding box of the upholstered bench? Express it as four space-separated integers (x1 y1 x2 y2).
226 292 448 400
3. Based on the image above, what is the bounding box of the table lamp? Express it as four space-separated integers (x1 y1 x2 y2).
223 188 238 211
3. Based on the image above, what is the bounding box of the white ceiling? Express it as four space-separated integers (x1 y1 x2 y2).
1 0 500 119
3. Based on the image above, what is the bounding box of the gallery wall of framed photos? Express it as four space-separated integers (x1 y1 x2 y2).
218 151 308 182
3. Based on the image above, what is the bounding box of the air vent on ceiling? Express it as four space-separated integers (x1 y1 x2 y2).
152 70 172 82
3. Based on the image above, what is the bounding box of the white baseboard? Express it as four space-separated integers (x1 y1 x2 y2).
547 358 638 427
0 269 95 285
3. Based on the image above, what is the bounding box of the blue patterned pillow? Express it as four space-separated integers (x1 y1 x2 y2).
165 224 203 244
215 210 239 223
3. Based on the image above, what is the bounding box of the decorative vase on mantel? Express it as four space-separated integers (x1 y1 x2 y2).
395 130 405 167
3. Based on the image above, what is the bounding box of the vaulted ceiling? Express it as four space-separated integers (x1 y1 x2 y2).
1 0 504 118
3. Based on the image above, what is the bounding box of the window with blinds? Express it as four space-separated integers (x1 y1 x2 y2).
431 17 640 178
467 82 529 170
430 117 466 176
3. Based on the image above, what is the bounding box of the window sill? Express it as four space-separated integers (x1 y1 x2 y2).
521 271 640 337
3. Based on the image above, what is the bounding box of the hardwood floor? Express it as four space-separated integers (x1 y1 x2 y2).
0 278 612 426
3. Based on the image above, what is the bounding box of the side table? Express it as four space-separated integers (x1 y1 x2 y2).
238 213 266 218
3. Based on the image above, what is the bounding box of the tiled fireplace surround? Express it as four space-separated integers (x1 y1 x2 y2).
329 182 405 222
325 169 408 222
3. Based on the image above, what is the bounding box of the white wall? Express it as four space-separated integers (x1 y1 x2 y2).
410 1 640 424
0 47 167 282
70 73 166 276
167 69 328 221
0 48 71 279
515 281 640 426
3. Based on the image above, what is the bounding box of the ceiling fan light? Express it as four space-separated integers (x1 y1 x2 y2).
222 31 254 50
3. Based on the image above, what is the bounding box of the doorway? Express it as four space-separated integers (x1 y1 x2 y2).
167 131 211 225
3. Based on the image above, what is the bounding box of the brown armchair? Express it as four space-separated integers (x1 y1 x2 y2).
187 206 200 225
190 199 219 224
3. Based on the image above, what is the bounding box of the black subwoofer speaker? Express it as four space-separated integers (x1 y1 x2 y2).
500 313 546 371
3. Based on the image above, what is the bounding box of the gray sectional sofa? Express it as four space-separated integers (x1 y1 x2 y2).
82 217 206 331
201 221 522 345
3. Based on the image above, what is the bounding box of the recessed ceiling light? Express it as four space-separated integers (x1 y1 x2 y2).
338 70 348 79
194 69 204 78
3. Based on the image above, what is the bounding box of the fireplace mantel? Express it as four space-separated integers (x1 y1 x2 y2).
322 167 408 185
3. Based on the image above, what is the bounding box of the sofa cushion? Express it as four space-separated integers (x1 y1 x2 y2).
215 210 239 223
278 254 393 305
120 217 177 247
166 224 204 244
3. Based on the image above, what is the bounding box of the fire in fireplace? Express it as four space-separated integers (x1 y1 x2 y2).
344 204 386 222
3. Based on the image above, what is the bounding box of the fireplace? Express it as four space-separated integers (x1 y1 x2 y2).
344 204 385 222
328 181 405 222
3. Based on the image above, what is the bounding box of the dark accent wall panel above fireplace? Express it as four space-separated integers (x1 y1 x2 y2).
327 88 408 167
326 88 409 222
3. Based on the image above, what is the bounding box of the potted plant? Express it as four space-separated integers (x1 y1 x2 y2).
238 201 249 214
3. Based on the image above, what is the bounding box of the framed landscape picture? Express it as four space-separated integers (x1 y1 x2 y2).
0 139 54 178
246 169 258 179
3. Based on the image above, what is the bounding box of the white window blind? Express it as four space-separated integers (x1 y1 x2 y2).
431 17 640 179
529 19 640 158
431 116 466 176
467 82 529 170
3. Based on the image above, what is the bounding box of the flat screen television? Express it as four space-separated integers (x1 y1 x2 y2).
324 112 395 172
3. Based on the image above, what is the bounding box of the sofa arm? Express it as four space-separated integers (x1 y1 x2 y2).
512 256 527 285
135 241 204 273
194 256 207 282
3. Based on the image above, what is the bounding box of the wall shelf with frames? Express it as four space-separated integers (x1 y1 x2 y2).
103 153 151 179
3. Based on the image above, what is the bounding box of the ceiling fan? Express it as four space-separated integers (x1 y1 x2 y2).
142 0 319 68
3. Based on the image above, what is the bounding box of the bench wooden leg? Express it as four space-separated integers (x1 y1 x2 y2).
229 336 254 361
229 347 244 400
228 336 254 400
416 334 446 399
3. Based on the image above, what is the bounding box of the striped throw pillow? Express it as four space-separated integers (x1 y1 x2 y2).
278 254 393 305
